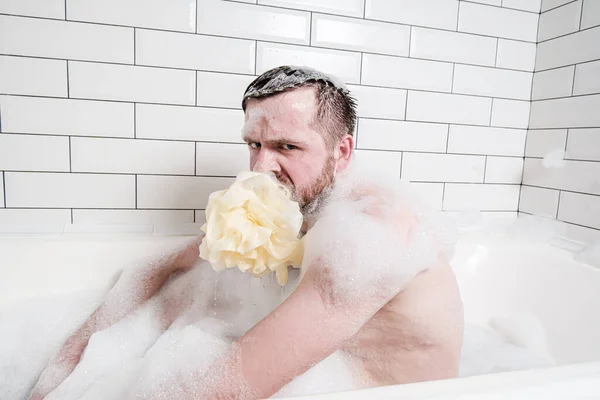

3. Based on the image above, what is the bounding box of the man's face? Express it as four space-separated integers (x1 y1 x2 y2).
242 87 337 215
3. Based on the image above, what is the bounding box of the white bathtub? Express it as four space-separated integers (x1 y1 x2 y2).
1 218 600 399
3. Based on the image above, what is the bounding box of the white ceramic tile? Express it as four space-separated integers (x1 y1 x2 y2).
69 62 195 105
519 186 560 218
197 0 309 45
538 0 582 42
0 209 72 226
353 150 402 180
409 182 444 210
365 0 459 30
541 0 574 12
444 184 520 211
581 0 600 29
406 91 492 126
4 172 135 208
410 27 496 67
72 209 195 225
485 156 524 184
347 85 406 120
532 66 575 100
453 65 533 100
558 191 600 229
0 96 134 137
536 26 600 71
522 158 600 195
0 0 64 19
458 2 539 42
136 29 255 75
401 152 485 183
0 15 133 64
66 0 196 32
573 60 600 96
529 94 600 129
496 40 537 72
257 42 362 84
566 128 600 161
137 175 234 209
362 53 453 92
196 143 249 176
503 0 541 12
0 173 3 208
259 0 364 17
491 99 531 129
197 72 256 109
525 129 568 157
0 56 67 97
136 105 245 143
0 134 69 172
448 126 526 156
357 119 447 152
71 137 195 175
312 13 409 56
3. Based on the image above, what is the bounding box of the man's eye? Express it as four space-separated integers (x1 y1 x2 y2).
248 142 261 149
282 144 298 150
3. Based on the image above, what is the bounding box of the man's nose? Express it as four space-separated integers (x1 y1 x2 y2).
253 148 281 173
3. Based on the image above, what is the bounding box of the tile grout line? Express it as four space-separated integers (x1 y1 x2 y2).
2 171 6 208
66 60 70 98
133 103 137 139
68 136 72 172
70 208 73 224
455 1 460 31
578 0 584 30
254 41 258 75
494 38 499 67
403 91 409 120
64 0 67 20
135 175 138 209
359 52 364 84
488 98 494 126
363 0 367 18
483 156 488 183
555 191 562 219
570 65 577 95
194 141 198 176
407 26 412 57
133 28 136 65
445 125 450 153
441 183 446 211
309 12 313 46
194 71 198 107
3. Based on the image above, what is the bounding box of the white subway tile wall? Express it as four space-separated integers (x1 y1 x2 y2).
0 0 553 229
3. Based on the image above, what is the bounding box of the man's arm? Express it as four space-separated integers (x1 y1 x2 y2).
28 235 205 400
169 262 400 400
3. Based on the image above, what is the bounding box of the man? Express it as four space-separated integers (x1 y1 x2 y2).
29 66 464 399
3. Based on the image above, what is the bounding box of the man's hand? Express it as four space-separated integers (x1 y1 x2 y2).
27 235 205 400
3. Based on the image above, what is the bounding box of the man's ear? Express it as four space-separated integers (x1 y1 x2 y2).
334 134 354 173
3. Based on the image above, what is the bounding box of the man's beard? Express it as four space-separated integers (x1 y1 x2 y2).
275 156 336 220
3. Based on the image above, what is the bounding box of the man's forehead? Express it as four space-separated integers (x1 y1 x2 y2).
244 87 317 119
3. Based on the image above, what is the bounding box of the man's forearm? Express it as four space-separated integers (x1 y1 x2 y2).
28 235 204 400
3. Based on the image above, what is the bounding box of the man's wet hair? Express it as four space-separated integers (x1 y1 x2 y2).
242 66 357 148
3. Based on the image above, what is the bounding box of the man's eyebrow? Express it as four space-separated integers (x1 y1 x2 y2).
242 136 308 146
